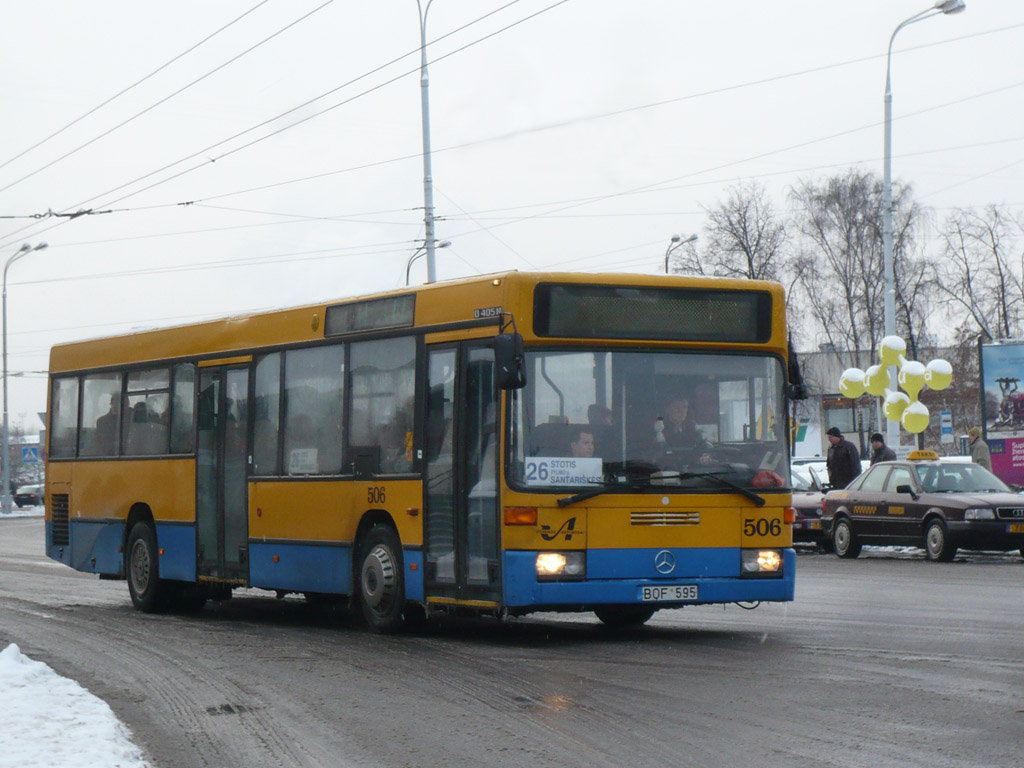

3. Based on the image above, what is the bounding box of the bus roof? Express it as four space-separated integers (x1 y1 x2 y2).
50 271 787 373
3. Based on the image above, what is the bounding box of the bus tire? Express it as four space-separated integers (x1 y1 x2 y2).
594 606 656 627
126 522 170 613
925 520 956 562
357 525 405 633
832 518 861 559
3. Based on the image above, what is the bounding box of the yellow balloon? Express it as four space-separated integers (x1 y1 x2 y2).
879 336 906 368
898 360 926 399
901 401 929 433
925 359 953 391
883 391 910 422
839 368 866 398
864 364 888 397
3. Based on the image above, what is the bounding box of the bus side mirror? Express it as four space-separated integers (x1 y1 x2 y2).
493 333 526 390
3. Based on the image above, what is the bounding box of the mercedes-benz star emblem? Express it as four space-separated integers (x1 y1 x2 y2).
654 550 676 575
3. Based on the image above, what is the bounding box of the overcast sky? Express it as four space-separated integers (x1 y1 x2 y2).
1 0 1022 431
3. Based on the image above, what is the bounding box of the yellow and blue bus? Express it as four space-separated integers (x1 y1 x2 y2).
45 272 799 629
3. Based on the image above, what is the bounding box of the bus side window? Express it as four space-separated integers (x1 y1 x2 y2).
78 373 122 457
253 353 281 475
283 345 344 476
49 377 80 458
349 336 416 475
170 363 196 454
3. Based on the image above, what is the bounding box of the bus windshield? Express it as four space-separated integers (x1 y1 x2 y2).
508 349 788 492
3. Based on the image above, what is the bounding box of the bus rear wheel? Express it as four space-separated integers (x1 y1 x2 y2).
594 606 656 627
357 525 406 633
126 522 170 613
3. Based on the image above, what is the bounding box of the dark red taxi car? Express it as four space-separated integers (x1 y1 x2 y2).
822 451 1024 561
790 465 826 548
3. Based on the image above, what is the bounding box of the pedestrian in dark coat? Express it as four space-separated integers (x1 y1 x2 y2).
826 426 862 489
869 432 896 465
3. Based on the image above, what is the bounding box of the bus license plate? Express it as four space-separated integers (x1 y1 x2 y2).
640 585 698 602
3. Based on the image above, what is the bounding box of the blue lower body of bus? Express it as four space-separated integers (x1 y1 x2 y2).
502 548 796 607
47 519 794 609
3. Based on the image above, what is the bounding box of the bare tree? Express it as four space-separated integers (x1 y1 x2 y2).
789 169 926 370
936 206 1024 340
700 182 787 282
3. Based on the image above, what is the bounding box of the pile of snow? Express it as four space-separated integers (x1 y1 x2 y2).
0 505 44 518
0 643 149 768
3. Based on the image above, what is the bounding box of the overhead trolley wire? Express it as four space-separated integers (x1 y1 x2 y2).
0 0 337 197
0 0 560 251
0 0 274 177
136 19 1024 211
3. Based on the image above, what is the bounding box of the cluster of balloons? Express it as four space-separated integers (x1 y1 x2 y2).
838 336 953 434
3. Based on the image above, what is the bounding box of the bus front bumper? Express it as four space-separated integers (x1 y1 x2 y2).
502 547 795 608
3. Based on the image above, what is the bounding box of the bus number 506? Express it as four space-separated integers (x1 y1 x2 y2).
744 518 781 536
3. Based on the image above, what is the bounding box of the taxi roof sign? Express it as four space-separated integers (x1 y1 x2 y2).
907 449 939 461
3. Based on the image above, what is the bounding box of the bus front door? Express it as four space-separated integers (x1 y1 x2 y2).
196 365 250 584
424 343 501 606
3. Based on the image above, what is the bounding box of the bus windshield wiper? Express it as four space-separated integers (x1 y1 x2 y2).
677 471 767 507
557 478 649 508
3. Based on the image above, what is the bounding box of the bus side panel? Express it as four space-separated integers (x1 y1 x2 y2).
71 459 196 522
155 523 197 581
249 542 352 593
68 519 124 575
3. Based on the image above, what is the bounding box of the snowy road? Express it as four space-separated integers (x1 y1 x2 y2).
1 516 1022 768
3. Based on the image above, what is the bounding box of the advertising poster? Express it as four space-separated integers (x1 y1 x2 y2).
980 341 1024 485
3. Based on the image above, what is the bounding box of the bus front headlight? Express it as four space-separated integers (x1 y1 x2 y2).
536 551 586 580
741 549 783 576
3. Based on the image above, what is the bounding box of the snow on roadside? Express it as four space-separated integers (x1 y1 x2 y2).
0 643 150 768
0 504 44 518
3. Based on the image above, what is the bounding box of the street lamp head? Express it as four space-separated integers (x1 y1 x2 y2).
17 244 31 253
438 240 452 248
682 234 699 245
33 243 48 252
935 0 965 13
669 234 682 243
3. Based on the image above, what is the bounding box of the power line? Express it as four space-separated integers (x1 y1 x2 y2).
0 0 274 176
0 0 337 197
0 0 554 250
138 19 1024 210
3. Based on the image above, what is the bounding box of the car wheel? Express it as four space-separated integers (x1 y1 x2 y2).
594 606 656 627
357 525 406 633
126 522 170 613
925 520 957 562
833 518 861 558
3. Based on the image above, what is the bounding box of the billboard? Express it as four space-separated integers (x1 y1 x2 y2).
980 341 1024 485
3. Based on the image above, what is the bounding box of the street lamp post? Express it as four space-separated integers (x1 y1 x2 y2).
664 233 698 274
2 242 48 515
417 0 439 283
406 240 451 285
882 0 964 449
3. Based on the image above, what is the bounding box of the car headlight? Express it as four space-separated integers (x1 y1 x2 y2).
535 551 586 580
741 549 783 576
964 508 996 520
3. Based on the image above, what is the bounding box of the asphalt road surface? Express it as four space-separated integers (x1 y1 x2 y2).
1 517 1021 768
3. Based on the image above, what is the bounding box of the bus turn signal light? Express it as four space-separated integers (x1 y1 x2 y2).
504 507 537 525
784 507 796 524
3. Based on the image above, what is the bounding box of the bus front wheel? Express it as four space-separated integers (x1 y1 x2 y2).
126 522 169 613
357 525 406 633
594 606 656 627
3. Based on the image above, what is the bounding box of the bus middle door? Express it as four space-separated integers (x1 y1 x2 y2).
196 364 250 584
423 342 501 607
